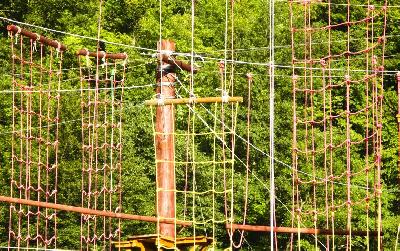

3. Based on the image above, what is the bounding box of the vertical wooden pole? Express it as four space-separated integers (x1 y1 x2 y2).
155 40 176 239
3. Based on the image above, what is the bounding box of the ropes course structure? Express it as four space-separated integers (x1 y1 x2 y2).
141 40 243 250
0 0 399 250
77 49 127 250
7 25 65 249
289 0 387 250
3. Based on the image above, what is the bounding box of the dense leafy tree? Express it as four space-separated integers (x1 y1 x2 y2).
0 0 399 250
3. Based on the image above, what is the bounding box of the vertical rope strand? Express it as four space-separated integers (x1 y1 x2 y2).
8 30 16 251
269 0 276 248
8 27 63 250
289 2 297 249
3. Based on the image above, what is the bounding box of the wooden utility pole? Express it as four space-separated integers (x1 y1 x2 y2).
155 40 178 239
152 40 240 241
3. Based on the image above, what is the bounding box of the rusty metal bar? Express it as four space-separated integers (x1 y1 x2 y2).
161 54 198 73
226 224 377 236
0 195 191 226
76 49 127 60
145 96 243 106
7 25 67 51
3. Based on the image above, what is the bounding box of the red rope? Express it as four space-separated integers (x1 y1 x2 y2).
290 0 387 249
79 50 125 249
8 29 62 249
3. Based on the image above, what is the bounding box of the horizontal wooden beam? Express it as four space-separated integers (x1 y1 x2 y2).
226 224 377 236
7 25 67 51
0 195 191 226
145 96 243 106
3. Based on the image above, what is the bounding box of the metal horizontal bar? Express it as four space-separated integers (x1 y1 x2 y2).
161 54 198 73
145 96 243 106
0 195 191 226
7 25 67 51
76 49 127 60
226 223 378 236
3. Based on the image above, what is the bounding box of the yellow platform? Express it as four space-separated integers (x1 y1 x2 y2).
113 234 214 250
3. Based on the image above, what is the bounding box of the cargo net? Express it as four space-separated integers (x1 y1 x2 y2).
289 0 387 250
78 50 126 249
7 26 64 248
149 62 241 249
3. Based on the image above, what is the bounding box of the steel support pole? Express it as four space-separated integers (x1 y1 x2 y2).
0 195 190 226
155 39 176 239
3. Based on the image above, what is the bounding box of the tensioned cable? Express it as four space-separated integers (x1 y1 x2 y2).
1 82 393 198
172 61 388 193
0 17 157 52
193 101 392 195
3 16 400 73
173 88 329 250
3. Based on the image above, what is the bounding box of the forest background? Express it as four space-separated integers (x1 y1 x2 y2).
0 0 399 250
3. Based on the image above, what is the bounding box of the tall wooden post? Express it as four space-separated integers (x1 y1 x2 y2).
155 40 176 238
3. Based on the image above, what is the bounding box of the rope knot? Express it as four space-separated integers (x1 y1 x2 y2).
189 92 196 103
55 40 61 55
222 90 229 103
159 49 173 57
156 94 165 106
101 51 106 68
344 74 351 83
246 72 253 81
14 26 22 44
218 61 225 71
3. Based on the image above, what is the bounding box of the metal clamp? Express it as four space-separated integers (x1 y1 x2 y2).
155 82 176 87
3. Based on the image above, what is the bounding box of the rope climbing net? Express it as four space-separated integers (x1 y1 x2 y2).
289 0 387 249
145 37 246 249
1 0 398 249
7 25 65 249
78 49 127 249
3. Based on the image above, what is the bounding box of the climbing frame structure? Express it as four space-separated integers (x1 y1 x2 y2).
7 24 65 249
78 49 127 250
289 0 387 249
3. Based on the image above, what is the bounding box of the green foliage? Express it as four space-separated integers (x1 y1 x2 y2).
0 0 398 250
